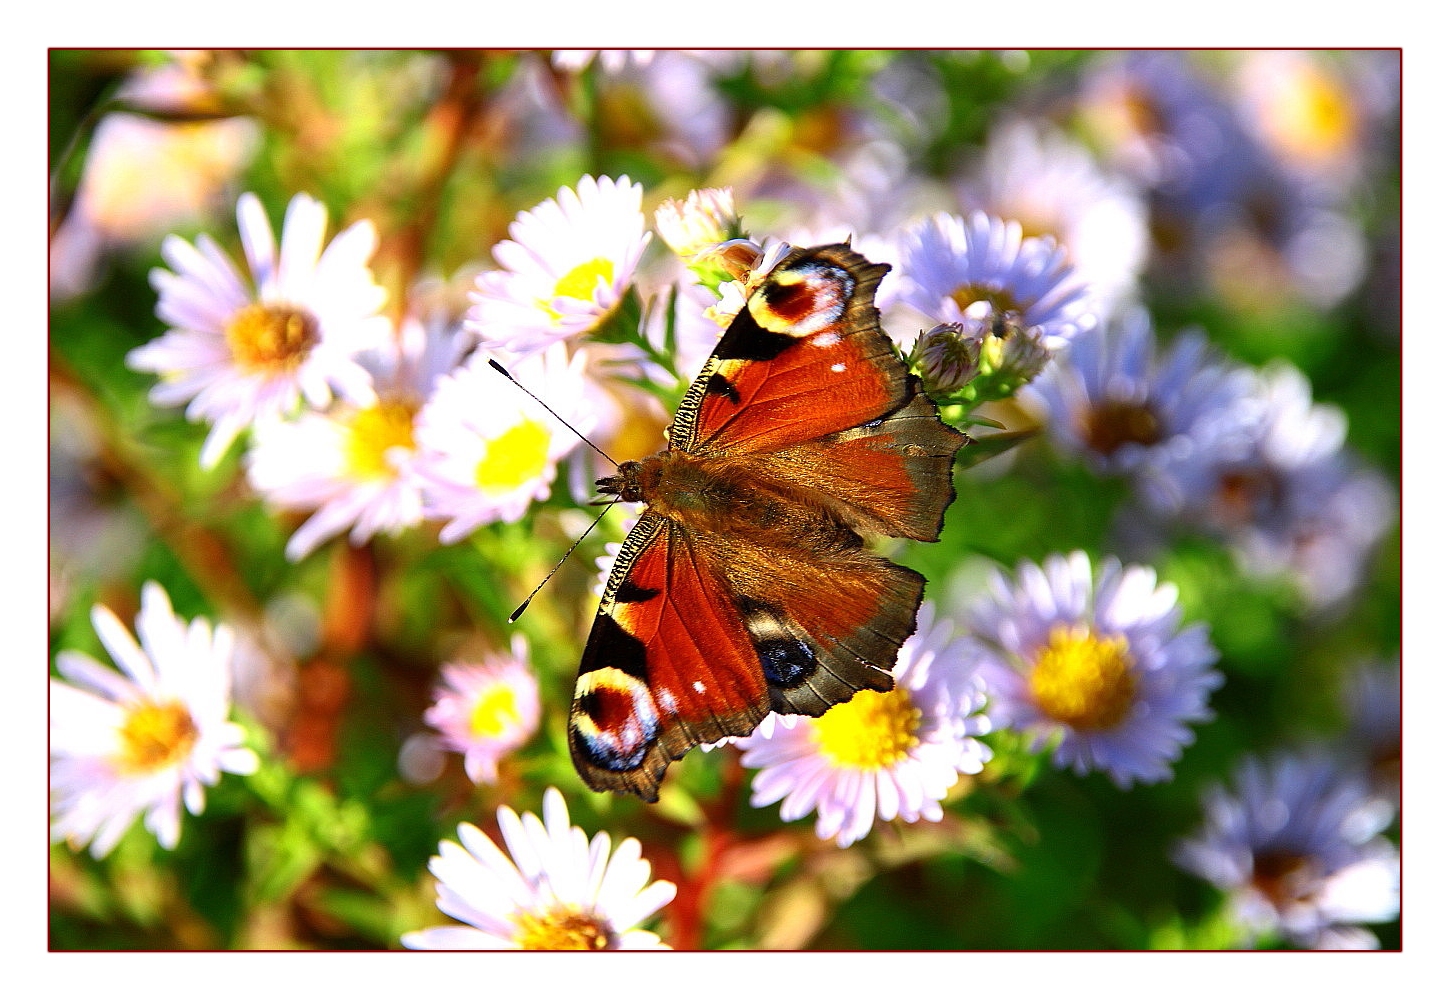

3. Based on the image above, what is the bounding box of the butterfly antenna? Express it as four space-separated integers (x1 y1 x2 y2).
508 500 617 622
487 359 618 468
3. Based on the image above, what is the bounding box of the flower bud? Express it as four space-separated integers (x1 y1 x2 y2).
909 322 981 392
981 310 1051 387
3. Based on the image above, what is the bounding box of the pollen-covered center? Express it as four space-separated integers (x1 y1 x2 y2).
1029 624 1137 730
225 302 320 373
468 683 522 740
814 687 921 770
1080 398 1163 456
541 257 616 321
115 699 199 774
512 904 616 950
343 400 418 479
475 419 551 495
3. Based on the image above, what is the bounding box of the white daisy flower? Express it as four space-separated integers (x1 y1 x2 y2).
891 210 1094 354
737 602 993 848
127 191 390 468
466 175 652 357
401 787 676 950
423 635 541 785
50 582 259 858
246 309 468 561
1174 752 1400 949
1025 308 1261 513
414 344 594 542
966 551 1222 789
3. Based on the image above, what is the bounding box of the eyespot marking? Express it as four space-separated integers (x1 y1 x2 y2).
747 262 853 337
572 666 660 772
757 637 816 688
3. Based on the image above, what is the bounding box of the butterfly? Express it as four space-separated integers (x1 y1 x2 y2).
571 243 968 801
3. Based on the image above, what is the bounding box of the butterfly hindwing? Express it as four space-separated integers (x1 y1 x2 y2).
704 533 922 716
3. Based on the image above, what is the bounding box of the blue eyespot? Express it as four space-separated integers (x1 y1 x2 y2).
758 637 815 688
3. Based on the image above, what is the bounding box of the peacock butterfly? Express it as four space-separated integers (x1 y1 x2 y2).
571 243 968 801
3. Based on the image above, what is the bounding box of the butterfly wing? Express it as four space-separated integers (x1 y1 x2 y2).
703 532 919 717
570 512 770 801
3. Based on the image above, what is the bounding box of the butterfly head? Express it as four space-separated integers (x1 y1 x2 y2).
596 460 646 503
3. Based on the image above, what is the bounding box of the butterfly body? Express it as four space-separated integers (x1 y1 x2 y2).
572 244 968 801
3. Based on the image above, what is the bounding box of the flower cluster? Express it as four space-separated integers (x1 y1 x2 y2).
1028 309 1395 610
126 181 648 557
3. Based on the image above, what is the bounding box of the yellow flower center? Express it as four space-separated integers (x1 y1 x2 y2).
468 683 522 739
512 904 615 950
539 257 616 322
342 400 418 480
474 419 551 495
813 687 921 770
115 699 199 774
1029 625 1137 730
1079 399 1163 456
224 302 320 373
949 283 1020 317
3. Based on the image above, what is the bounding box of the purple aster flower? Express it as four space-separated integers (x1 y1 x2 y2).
1026 307 1260 513
890 210 1094 354
1175 752 1399 949
965 550 1222 788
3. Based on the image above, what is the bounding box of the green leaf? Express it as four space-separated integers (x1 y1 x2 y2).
955 427 1039 471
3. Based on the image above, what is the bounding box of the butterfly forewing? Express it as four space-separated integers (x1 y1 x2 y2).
672 245 906 455
570 514 769 799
